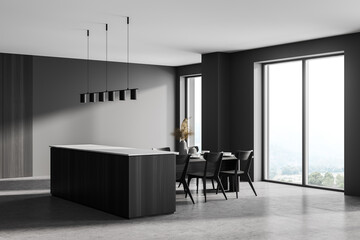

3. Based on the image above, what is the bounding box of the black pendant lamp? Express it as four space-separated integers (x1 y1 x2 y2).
130 88 138 100
128 17 138 100
80 92 87 103
98 92 106 102
107 33 117 101
80 18 137 104
108 91 116 101
119 89 126 101
99 23 109 102
89 92 97 102
120 17 138 101
106 23 120 101
80 30 90 103
80 94 87 103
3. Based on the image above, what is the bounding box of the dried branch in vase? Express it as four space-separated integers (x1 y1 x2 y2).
172 118 194 141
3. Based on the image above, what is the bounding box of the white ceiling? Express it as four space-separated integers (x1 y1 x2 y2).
1 0 360 66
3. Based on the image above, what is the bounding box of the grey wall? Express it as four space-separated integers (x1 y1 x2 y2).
201 53 231 152
33 56 176 176
175 63 201 78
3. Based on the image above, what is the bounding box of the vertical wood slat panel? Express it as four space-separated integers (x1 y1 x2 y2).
1 54 32 178
23 56 33 176
0 54 3 178
16 56 24 176
2 54 12 177
3 54 17 177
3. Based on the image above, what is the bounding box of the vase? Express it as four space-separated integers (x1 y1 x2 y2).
179 140 188 155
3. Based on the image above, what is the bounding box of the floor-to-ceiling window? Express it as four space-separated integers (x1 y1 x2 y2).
264 54 344 190
267 61 303 184
179 75 202 151
186 76 202 150
307 56 344 189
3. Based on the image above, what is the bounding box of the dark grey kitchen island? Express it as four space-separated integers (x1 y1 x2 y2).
50 144 176 219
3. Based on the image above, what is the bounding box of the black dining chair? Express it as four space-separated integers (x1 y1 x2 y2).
152 147 171 151
187 152 227 202
176 154 195 204
218 150 257 198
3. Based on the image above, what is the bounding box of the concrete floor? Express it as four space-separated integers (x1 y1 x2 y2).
0 177 359 240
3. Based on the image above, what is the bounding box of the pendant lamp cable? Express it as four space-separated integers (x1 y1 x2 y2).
127 17 130 90
106 24 108 91
87 29 90 93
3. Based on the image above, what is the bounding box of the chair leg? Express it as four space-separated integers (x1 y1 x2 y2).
183 180 195 204
203 177 207 202
186 176 192 198
196 178 199 193
178 182 182 188
247 173 257 196
212 179 215 190
216 177 227 200
216 176 220 194
235 175 238 199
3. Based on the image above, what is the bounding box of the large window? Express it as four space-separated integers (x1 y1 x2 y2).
308 57 344 189
186 76 202 150
264 55 344 190
267 61 303 184
179 75 202 151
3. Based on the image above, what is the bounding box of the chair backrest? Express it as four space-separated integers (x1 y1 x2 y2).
203 152 223 177
152 147 171 151
234 150 254 173
176 154 191 181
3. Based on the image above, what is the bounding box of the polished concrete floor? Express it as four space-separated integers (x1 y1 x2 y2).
0 177 359 240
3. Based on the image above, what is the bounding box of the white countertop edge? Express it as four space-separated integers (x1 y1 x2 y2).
50 144 178 156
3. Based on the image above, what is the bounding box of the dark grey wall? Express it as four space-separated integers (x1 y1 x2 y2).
176 63 201 78
0 54 33 178
202 53 231 152
218 54 231 152
228 33 360 196
33 56 176 176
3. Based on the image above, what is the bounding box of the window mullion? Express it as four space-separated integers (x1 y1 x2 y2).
263 64 269 180
302 60 309 186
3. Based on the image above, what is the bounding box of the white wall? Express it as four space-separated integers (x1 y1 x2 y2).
33 57 176 176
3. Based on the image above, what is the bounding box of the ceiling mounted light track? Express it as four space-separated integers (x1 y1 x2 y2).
80 17 138 103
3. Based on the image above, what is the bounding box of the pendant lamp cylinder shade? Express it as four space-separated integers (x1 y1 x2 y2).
108 91 116 101
130 88 138 100
119 90 126 100
99 92 107 102
89 92 97 102
80 93 88 103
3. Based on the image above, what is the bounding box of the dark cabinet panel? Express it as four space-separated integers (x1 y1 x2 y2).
51 148 176 219
0 56 3 178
